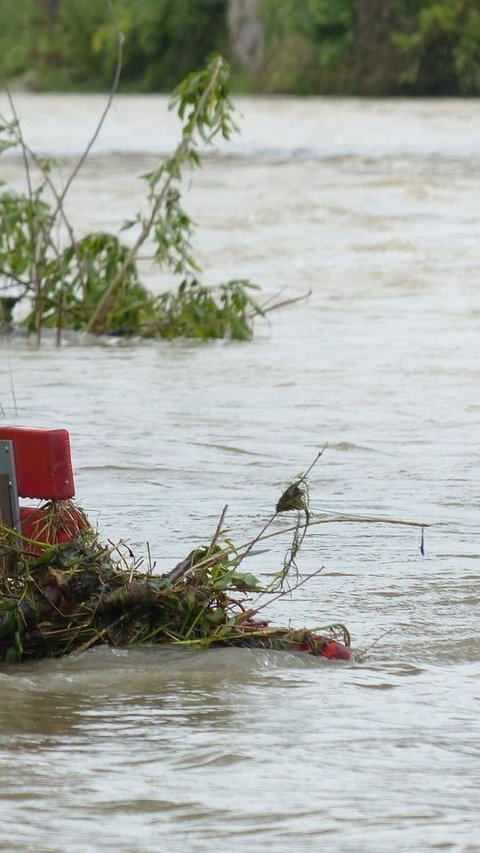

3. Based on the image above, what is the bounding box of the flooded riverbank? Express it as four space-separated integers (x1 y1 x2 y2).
1 94 479 851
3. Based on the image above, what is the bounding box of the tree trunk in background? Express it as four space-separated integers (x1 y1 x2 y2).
352 0 395 57
34 0 60 24
348 0 400 93
227 0 263 72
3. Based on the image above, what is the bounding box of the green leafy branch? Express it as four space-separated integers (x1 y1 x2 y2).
0 46 264 343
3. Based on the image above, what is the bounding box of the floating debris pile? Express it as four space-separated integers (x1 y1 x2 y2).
0 497 351 664
0 450 425 666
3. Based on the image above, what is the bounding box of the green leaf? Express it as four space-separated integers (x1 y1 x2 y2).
229 572 261 591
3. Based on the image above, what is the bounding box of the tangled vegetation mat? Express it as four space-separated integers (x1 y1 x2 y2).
0 451 424 665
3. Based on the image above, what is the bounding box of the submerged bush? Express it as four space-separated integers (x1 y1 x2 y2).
0 55 263 343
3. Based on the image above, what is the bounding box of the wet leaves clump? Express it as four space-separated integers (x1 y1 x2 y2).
0 498 351 665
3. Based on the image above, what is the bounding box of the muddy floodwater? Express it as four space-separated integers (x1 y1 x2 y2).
1 94 480 852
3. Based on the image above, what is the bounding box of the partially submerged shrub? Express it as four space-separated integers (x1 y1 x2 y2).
0 55 263 342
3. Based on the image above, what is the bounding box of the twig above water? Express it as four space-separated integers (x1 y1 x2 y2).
256 288 311 316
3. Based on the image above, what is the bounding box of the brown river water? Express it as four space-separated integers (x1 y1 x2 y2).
0 94 479 852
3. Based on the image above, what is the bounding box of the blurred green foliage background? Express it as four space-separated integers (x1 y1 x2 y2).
1 0 479 95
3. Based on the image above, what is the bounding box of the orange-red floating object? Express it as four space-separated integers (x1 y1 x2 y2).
20 505 84 547
321 639 352 660
0 426 75 500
